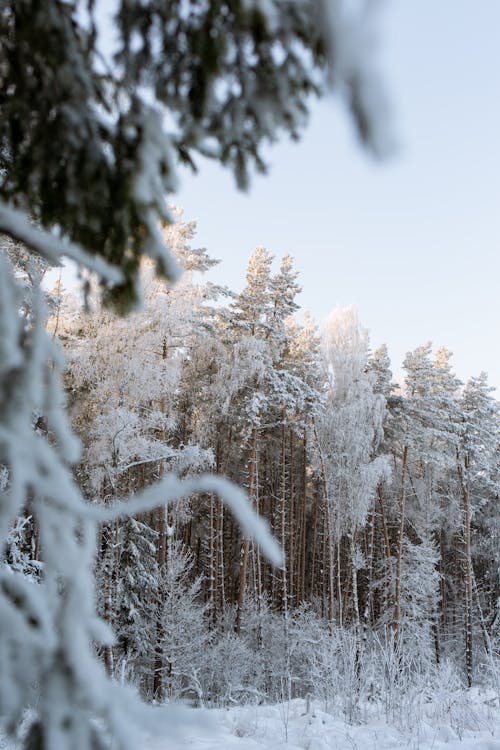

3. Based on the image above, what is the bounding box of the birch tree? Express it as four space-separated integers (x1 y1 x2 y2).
318 307 389 631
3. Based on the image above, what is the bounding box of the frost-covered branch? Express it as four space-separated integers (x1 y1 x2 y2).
89 474 282 568
0 201 124 284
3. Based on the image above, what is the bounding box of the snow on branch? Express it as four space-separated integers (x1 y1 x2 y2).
0 201 124 284
319 0 396 157
88 474 283 568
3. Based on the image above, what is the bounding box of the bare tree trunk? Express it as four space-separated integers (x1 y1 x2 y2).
376 484 391 561
235 425 257 633
288 425 295 607
350 530 362 655
208 494 216 626
295 434 307 605
214 434 226 626
364 501 376 636
153 337 167 700
280 416 289 615
438 529 447 653
457 452 473 687
323 506 335 627
254 455 263 616
236 542 250 634
393 445 408 648
153 506 166 699
309 480 320 604
217 499 226 625
312 418 335 625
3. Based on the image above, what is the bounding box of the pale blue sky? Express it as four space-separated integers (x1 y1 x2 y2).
175 1 500 391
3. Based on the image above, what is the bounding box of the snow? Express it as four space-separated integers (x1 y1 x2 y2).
319 0 396 158
130 104 181 284
1 693 499 750
141 697 500 750
0 201 123 284
87 473 283 568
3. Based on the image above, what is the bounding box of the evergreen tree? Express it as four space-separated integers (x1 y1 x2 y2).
112 517 158 693
456 372 499 685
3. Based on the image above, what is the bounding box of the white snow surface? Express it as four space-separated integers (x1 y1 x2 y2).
140 695 500 750
1 691 498 749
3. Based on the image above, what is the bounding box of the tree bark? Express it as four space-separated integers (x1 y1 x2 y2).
393 445 408 648
457 452 473 687
235 425 257 633
153 337 167 700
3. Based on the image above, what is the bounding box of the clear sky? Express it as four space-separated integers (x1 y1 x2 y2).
174 1 500 392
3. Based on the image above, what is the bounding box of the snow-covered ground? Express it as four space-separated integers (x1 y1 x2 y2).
144 693 500 750
1 691 498 750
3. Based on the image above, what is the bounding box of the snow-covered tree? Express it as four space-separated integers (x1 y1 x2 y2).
111 517 158 692
55 212 217 503
141 538 213 705
368 343 394 399
455 372 499 685
394 346 462 657
317 306 389 632
0 239 281 750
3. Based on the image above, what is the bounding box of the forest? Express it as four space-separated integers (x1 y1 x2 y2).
0 3 498 747
3 210 498 718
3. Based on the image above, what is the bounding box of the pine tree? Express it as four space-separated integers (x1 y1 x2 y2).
387 345 461 662
456 372 499 685
112 517 158 693
230 246 274 338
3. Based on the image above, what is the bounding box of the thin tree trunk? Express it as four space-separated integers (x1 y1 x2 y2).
313 418 335 625
393 445 408 647
235 425 257 633
280 415 289 615
254 455 263 616
214 436 226 627
324 507 335 627
153 337 167 700
295 434 307 605
457 452 473 687
351 530 361 637
217 499 226 625
309 480 320 604
288 424 295 607
208 494 216 625
364 501 376 634
376 483 391 561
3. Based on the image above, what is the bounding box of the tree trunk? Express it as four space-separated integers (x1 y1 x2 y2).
295 434 307 605
153 337 167 700
376 484 391 561
393 445 408 648
458 452 473 687
288 425 295 607
235 425 257 633
280 415 289 615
